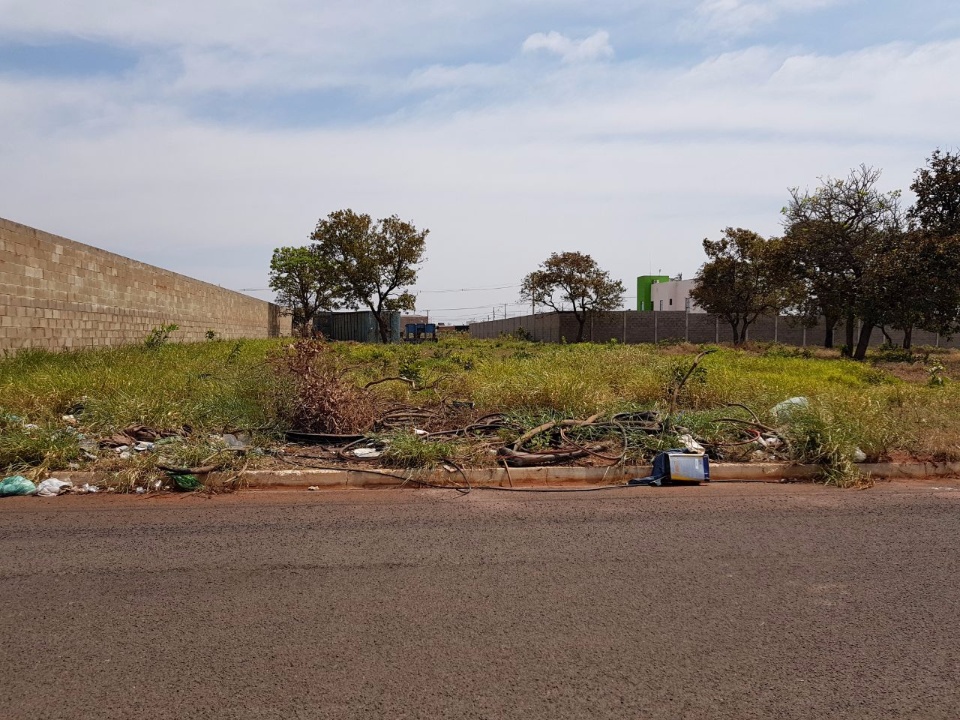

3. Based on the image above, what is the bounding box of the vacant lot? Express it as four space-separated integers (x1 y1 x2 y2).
2 336 959 486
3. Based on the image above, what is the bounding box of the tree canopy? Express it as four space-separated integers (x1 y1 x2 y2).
780 165 904 358
519 251 625 342
310 209 427 342
690 228 793 345
268 246 339 335
909 148 960 238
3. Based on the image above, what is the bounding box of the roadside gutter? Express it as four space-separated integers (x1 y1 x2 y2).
49 461 960 490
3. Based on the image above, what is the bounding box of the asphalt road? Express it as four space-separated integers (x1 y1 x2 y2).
2 480 959 719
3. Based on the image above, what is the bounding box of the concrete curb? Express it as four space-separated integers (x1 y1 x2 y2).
47 461 960 490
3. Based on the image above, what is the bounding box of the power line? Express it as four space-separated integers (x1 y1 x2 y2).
416 283 520 294
420 302 527 312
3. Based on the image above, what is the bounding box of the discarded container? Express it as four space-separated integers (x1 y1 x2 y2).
665 452 710 483
0 476 37 496
629 451 710 486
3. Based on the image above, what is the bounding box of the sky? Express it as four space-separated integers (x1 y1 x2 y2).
1 1 958 324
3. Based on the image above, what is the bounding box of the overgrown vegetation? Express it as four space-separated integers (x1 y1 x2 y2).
3 336 960 488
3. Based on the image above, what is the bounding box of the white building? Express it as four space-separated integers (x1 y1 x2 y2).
650 279 705 313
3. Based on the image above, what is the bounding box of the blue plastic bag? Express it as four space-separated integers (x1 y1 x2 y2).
0 475 38 496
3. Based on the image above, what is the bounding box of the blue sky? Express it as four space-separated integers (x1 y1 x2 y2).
1 0 958 322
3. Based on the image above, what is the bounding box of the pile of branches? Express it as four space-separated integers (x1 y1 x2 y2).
271 339 378 435
275 342 790 469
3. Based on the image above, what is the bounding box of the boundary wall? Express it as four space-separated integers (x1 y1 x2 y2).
470 311 956 348
1 217 291 352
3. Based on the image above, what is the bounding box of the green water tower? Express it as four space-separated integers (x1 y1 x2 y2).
637 275 669 311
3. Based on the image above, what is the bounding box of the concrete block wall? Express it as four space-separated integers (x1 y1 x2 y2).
471 311 959 349
0 217 291 352
463 313 561 343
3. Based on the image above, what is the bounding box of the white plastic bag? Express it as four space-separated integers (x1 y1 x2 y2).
36 479 73 497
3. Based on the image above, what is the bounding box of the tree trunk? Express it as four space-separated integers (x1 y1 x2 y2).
852 323 874 360
375 312 390 343
575 315 586 342
880 326 893 345
737 322 749 346
903 326 913 350
824 322 834 348
843 312 855 356
729 319 741 345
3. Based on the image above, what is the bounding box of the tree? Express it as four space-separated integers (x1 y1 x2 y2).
869 230 960 348
909 148 960 238
519 252 625 342
894 150 960 347
781 165 904 359
689 228 792 346
268 246 340 335
311 209 427 343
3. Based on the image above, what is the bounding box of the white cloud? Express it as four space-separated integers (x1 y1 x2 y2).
688 0 848 38
522 30 614 63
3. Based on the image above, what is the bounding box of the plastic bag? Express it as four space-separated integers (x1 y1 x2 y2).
36 479 73 497
0 475 38 496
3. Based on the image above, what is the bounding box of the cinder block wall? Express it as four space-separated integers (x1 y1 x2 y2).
0 217 291 352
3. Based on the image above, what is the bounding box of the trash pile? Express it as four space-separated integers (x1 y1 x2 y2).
278 398 813 469
0 475 100 497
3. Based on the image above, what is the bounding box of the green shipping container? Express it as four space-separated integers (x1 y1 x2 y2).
314 311 401 343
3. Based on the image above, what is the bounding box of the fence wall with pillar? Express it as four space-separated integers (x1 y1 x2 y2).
469 310 956 348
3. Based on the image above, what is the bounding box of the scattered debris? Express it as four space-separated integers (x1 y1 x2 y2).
307 485 320 491
771 396 809 421
218 433 249 450
353 448 383 459
853 448 867 463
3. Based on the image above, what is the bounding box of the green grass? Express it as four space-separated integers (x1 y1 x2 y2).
3 335 960 486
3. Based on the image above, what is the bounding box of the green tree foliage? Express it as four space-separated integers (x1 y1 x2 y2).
890 149 960 348
781 165 904 359
520 251 625 342
869 230 960 348
311 210 427 343
269 246 340 335
690 228 792 346
909 148 960 238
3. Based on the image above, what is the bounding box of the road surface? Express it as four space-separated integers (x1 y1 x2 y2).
2 480 959 719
